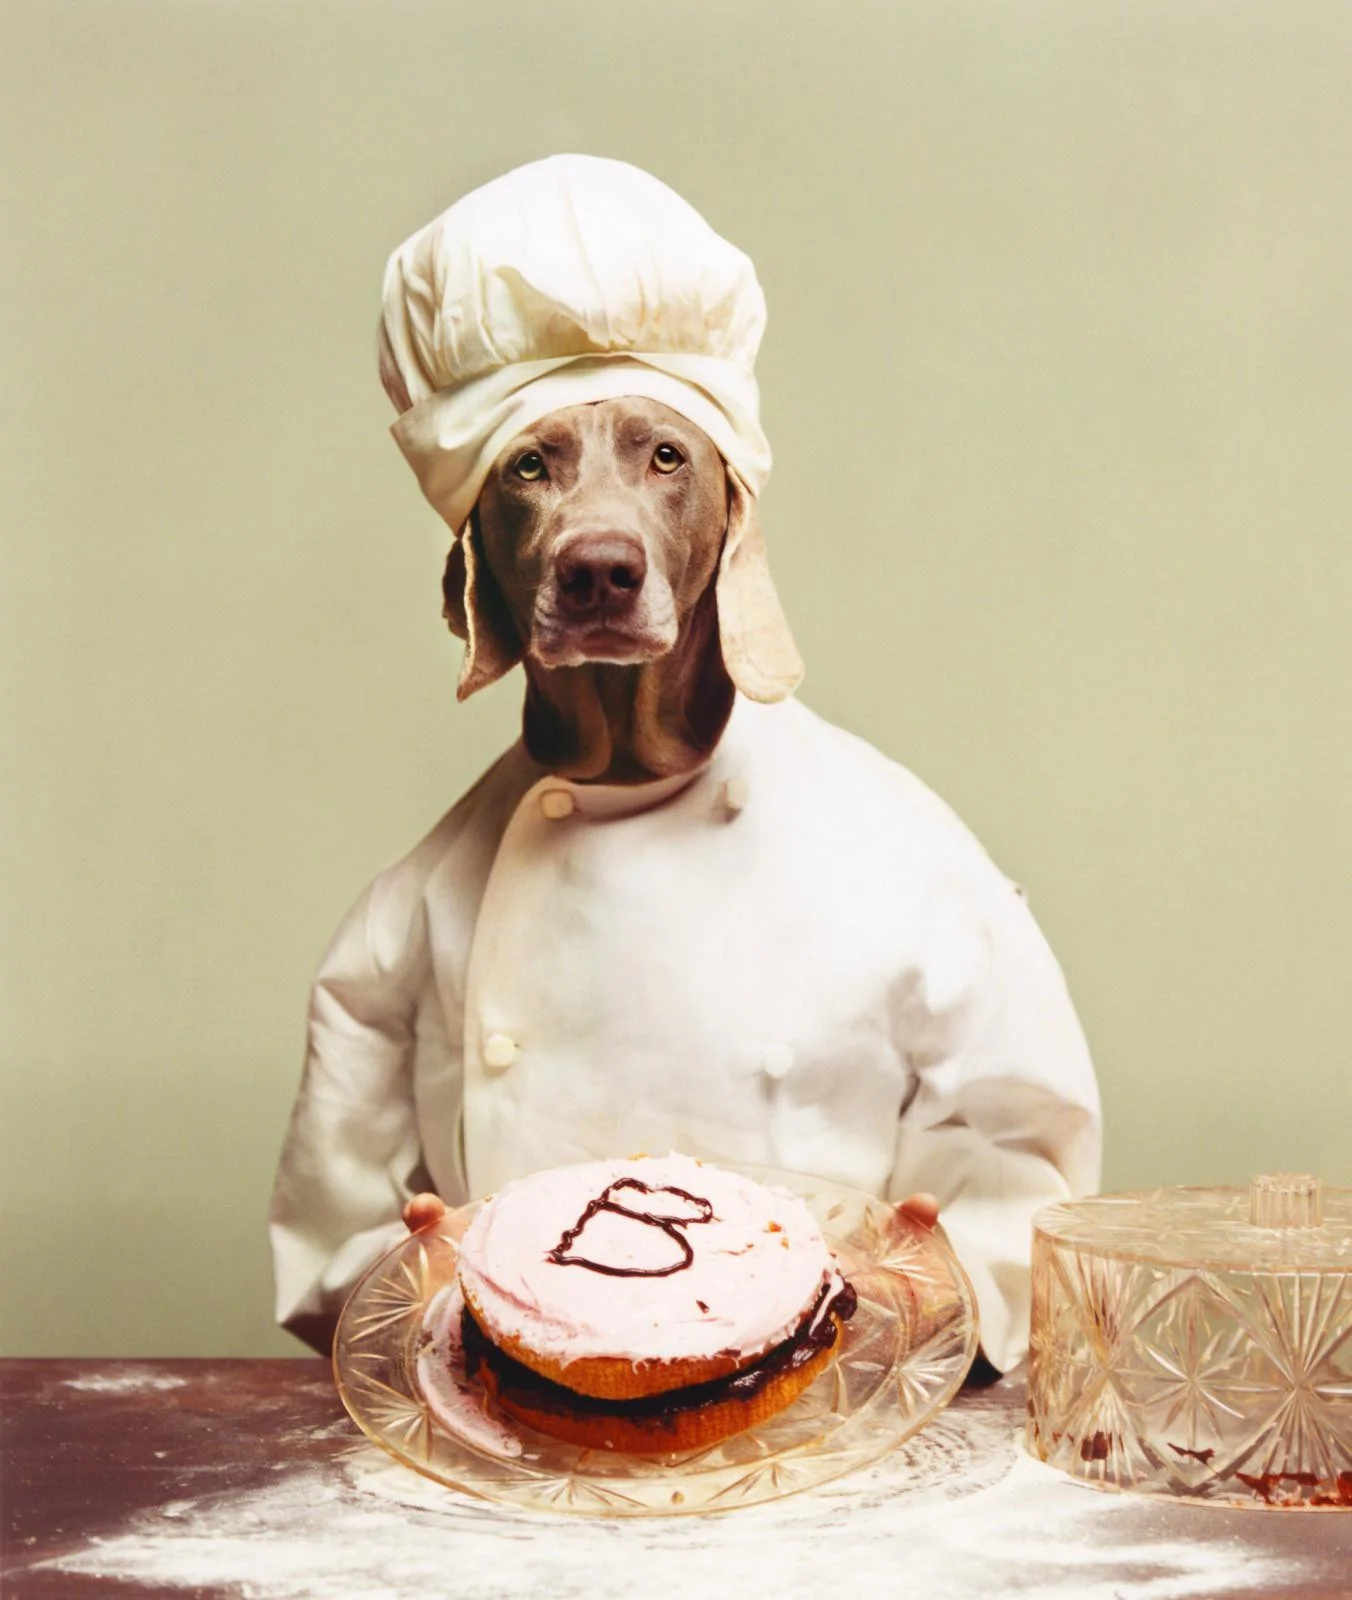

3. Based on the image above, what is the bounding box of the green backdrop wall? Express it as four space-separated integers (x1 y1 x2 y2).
3 0 1349 1354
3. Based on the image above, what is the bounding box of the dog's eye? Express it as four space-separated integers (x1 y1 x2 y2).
652 443 684 474
513 451 547 481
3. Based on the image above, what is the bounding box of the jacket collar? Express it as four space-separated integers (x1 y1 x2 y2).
515 690 769 822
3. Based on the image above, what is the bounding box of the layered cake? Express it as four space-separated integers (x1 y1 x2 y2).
430 1153 856 1453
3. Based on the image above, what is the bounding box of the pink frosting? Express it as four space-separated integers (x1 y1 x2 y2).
457 1154 840 1369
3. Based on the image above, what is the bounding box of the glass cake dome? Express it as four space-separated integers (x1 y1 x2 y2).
1027 1174 1352 1509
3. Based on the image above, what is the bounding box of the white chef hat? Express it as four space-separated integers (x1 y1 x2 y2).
378 154 773 536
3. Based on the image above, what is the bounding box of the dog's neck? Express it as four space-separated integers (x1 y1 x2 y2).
521 587 735 783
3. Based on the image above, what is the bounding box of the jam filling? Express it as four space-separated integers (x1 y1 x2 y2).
462 1278 858 1427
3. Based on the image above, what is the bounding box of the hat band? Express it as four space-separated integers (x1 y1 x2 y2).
390 352 772 535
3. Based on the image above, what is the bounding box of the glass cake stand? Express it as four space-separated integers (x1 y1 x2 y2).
1028 1173 1352 1508
334 1164 979 1517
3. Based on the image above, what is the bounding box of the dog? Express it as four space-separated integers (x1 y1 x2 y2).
270 153 1099 1369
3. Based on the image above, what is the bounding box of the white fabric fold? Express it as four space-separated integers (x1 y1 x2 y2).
390 350 771 537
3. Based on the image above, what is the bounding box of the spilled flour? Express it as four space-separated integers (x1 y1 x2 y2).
62 1371 189 1393
30 1399 1294 1600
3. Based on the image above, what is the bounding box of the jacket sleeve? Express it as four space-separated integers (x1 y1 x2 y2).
888 862 1101 1374
268 863 436 1356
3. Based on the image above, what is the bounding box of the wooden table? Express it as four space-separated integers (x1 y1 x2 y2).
2 1359 1349 1599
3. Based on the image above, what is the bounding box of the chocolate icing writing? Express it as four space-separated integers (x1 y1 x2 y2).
546 1177 715 1278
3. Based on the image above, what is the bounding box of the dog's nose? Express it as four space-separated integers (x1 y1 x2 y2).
554 533 647 615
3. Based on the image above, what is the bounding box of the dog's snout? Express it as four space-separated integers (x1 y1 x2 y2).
555 532 648 615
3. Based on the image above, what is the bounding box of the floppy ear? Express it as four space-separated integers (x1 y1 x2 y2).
441 510 525 701
715 466 804 702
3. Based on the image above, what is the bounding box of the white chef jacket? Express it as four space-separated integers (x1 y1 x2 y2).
269 694 1100 1370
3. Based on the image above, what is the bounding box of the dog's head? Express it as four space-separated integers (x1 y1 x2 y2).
441 396 802 726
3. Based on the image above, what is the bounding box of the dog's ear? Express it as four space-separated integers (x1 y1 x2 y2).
441 511 525 701
715 467 804 702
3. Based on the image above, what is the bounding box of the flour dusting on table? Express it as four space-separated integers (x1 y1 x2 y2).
62 1371 189 1393
32 1398 1293 1600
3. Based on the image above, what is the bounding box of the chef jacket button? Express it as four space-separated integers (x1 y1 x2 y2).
720 776 750 814
762 1044 794 1081
540 789 575 820
482 1033 519 1071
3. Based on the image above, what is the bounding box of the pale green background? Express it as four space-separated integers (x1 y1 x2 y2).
3 1 1349 1356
